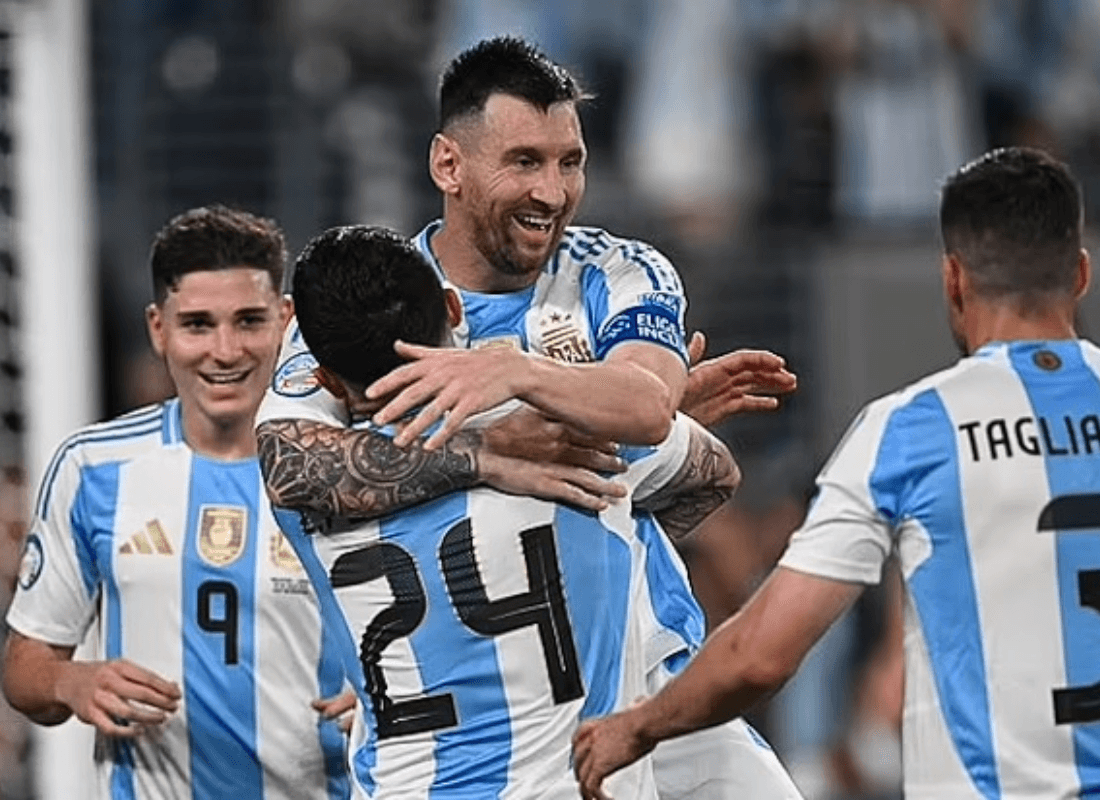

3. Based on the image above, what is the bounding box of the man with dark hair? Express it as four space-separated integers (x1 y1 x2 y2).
574 147 1100 799
2 205 352 799
275 223 741 798
257 36 801 799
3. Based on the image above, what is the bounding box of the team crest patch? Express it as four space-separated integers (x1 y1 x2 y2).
197 506 247 567
270 531 304 574
539 310 594 363
17 534 43 590
272 351 321 397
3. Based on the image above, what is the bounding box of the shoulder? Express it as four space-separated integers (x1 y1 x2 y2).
33 402 173 514
50 402 171 466
556 227 679 278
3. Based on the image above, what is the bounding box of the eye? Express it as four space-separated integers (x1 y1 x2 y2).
239 314 268 329
182 317 211 331
515 154 538 169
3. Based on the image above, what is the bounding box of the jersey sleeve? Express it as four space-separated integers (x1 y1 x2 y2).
779 398 902 585
586 238 689 365
619 412 693 503
257 316 349 428
6 444 100 646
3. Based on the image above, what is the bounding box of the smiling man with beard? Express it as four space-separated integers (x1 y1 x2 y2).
257 37 802 800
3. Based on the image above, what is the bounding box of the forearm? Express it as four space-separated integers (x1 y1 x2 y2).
2 632 75 726
518 352 683 445
257 419 481 517
644 422 741 540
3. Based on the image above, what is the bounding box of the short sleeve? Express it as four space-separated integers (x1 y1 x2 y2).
7 446 100 646
584 238 689 365
779 400 900 585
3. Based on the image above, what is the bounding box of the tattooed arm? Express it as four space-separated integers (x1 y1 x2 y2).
257 416 626 519
638 420 741 541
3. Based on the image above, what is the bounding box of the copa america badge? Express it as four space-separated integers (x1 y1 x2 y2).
18 534 44 590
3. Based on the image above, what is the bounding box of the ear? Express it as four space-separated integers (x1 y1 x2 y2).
429 132 462 196
146 303 166 357
942 254 966 311
1075 247 1091 299
444 287 463 329
278 294 293 332
313 366 348 401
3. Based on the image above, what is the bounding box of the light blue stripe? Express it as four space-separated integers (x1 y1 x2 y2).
1008 341 1100 788
554 505 631 720
272 508 361 799
77 462 136 799
635 517 705 657
182 456 263 800
36 410 162 516
581 265 610 345
871 390 999 798
460 285 535 349
380 493 513 798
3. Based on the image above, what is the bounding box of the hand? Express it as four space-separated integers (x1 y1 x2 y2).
313 690 357 734
57 659 180 738
367 342 529 450
480 405 625 474
572 707 658 800
478 451 627 512
681 332 797 428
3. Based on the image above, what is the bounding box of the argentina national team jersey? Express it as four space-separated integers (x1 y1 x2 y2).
7 399 349 800
273 414 699 800
780 339 1100 799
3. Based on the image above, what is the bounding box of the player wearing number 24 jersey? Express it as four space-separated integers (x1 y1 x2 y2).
268 225 742 799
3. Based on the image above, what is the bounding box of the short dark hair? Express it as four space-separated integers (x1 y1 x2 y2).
149 205 286 304
292 225 448 388
940 147 1083 299
438 35 589 131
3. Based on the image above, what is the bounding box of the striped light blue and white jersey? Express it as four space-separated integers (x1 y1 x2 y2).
261 222 702 673
780 339 1100 799
7 399 350 800
273 413 699 800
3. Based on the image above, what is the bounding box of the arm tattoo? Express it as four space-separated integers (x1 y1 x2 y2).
643 426 739 540
257 419 481 520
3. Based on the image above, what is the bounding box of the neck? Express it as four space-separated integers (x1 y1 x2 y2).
180 409 257 460
432 219 538 294
964 297 1078 354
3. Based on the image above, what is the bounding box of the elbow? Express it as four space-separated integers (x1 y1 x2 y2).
631 389 676 445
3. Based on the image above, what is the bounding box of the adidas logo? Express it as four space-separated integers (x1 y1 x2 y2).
120 520 173 555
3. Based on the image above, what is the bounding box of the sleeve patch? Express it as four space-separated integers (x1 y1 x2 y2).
596 303 687 361
272 351 321 398
18 533 44 590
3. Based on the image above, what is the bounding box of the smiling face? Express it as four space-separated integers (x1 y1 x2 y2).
441 94 586 291
146 267 289 457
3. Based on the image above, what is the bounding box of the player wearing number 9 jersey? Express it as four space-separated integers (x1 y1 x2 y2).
2 207 350 800
572 148 1100 799
270 225 741 799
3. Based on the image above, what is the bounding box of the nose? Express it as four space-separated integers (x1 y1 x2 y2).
211 324 243 363
529 165 568 211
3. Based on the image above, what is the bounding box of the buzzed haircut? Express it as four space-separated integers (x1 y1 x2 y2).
438 35 589 131
149 204 286 305
940 147 1083 300
292 225 448 388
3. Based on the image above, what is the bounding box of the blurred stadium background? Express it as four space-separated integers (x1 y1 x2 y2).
4 1 1100 797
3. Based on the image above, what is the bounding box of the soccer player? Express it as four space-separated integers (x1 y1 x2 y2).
273 223 747 798
257 36 801 800
572 147 1100 799
2 206 352 799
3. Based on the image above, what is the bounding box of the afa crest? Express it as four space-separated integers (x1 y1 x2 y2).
540 310 594 363
197 506 247 567
270 531 304 574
